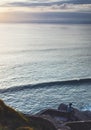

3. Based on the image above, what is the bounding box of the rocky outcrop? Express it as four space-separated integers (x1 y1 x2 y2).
35 103 91 129
1 99 91 130
28 115 56 130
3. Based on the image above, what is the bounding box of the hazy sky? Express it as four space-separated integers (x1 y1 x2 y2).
0 0 91 23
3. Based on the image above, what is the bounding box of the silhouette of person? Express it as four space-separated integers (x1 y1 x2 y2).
67 103 74 120
67 103 73 112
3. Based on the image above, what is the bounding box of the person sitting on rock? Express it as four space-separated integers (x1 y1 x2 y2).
67 103 73 112
67 103 74 120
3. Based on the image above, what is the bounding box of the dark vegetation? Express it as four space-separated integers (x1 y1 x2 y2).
0 99 56 130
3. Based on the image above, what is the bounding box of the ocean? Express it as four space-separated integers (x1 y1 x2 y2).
0 23 91 114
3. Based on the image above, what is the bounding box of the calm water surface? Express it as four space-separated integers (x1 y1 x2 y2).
0 23 91 113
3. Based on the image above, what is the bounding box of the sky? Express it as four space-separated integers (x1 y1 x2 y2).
0 0 91 23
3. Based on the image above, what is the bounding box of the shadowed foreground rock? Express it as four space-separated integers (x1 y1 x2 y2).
0 99 56 130
66 121 91 130
1 99 91 130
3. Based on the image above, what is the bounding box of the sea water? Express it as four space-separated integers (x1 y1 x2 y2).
0 23 91 114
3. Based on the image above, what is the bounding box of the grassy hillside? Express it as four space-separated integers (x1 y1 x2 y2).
0 99 56 130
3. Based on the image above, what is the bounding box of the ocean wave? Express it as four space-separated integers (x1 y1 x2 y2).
0 78 91 93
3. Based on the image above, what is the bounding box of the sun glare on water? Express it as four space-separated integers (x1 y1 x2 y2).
0 7 9 22
0 6 35 23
